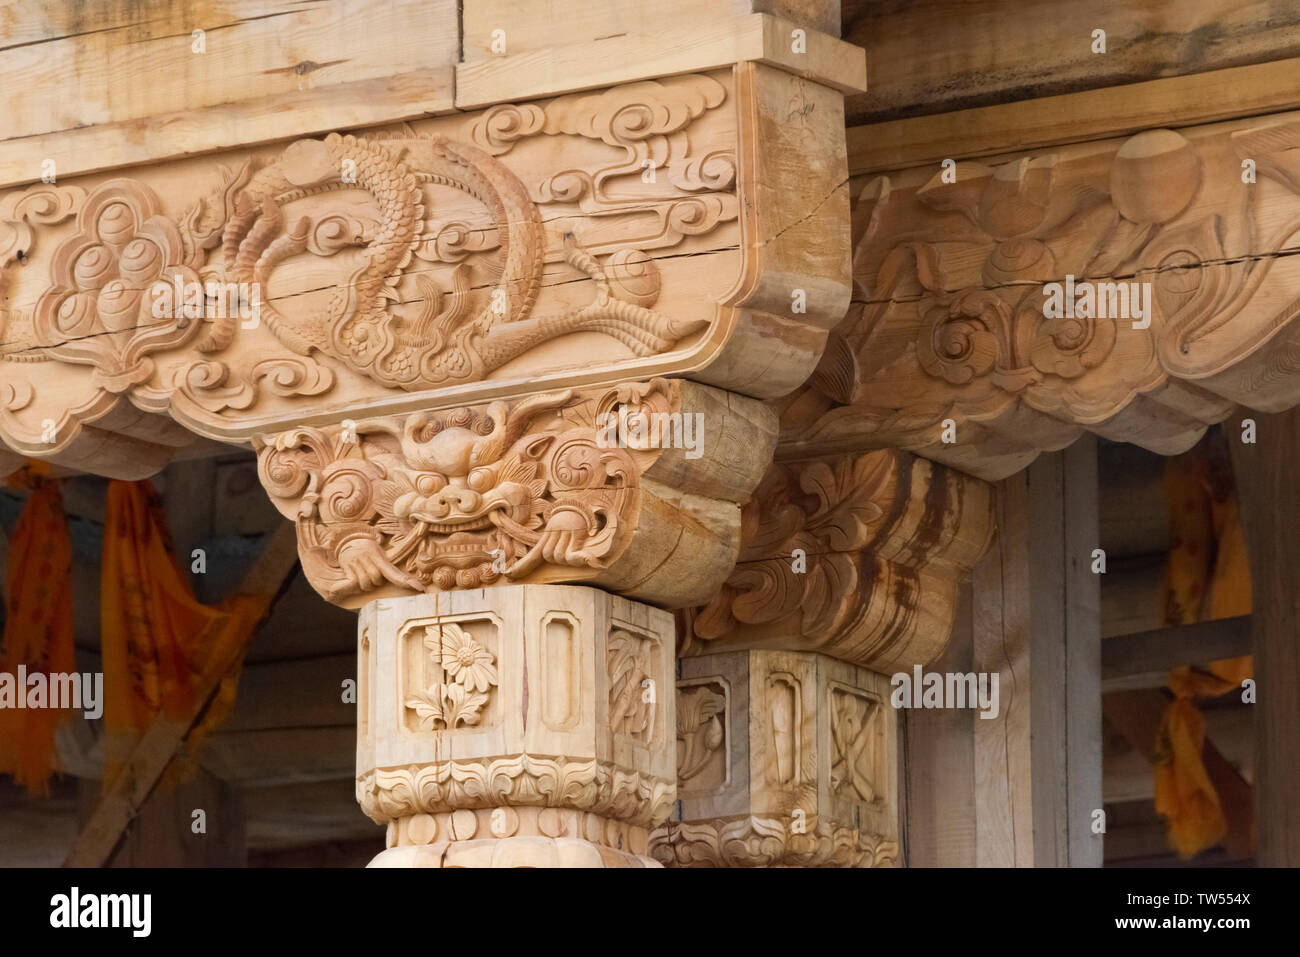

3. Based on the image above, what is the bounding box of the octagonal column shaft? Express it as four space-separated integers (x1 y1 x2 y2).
359 584 675 867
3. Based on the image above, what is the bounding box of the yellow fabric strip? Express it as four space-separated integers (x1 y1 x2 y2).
100 480 270 790
1154 439 1253 859
0 473 76 796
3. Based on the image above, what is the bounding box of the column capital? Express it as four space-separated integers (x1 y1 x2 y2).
683 449 994 673
255 377 776 609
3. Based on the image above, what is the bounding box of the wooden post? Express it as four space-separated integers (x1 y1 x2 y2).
903 583 977 866
1228 409 1300 866
971 436 1103 866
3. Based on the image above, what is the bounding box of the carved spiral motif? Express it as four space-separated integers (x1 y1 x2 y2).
606 249 661 307
550 439 608 489
319 464 375 524
983 238 1054 285
257 443 319 500
916 292 1009 385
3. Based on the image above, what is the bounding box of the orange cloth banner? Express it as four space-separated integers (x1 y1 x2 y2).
1155 438 1253 859
100 480 270 789
0 470 76 796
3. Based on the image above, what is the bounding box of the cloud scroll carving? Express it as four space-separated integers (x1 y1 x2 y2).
0 66 849 481
778 116 1300 479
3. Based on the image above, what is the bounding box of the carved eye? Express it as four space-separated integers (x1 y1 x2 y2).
414 473 447 495
467 467 495 492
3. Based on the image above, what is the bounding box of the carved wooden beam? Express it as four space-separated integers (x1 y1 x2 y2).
681 449 994 674
0 64 849 479
777 112 1300 480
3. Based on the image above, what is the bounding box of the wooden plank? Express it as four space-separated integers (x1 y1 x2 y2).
0 0 458 142
62 522 300 867
1101 617 1252 692
971 476 1033 867
847 57 1300 176
903 582 976 867
0 0 311 50
1056 436 1104 868
461 1 840 61
0 69 456 191
842 0 1300 125
455 12 866 108
971 437 1103 866
1228 408 1300 866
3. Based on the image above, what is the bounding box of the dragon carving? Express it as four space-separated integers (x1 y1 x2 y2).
197 132 705 391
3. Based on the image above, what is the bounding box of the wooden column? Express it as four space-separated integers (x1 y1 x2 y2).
970 436 1102 867
902 583 976 866
1229 410 1300 866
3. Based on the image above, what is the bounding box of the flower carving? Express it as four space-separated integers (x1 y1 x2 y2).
33 179 201 391
404 622 498 730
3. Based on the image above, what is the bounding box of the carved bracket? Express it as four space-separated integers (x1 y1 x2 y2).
257 377 777 609
778 115 1300 479
681 449 994 673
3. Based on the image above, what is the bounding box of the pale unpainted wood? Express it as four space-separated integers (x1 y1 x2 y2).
903 580 976 867
0 0 459 142
1228 408 1300 866
969 438 1103 867
847 57 1300 176
455 13 866 108
842 0 1300 125
971 474 1033 867
0 70 458 192
461 1 841 61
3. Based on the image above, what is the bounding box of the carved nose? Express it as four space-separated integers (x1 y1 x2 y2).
429 485 481 516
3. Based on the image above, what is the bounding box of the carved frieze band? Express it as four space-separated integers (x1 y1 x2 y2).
0 65 849 479
681 449 994 673
651 816 897 867
777 115 1300 479
357 757 676 829
257 377 776 608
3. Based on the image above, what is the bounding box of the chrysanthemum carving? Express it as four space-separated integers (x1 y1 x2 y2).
404 623 498 730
